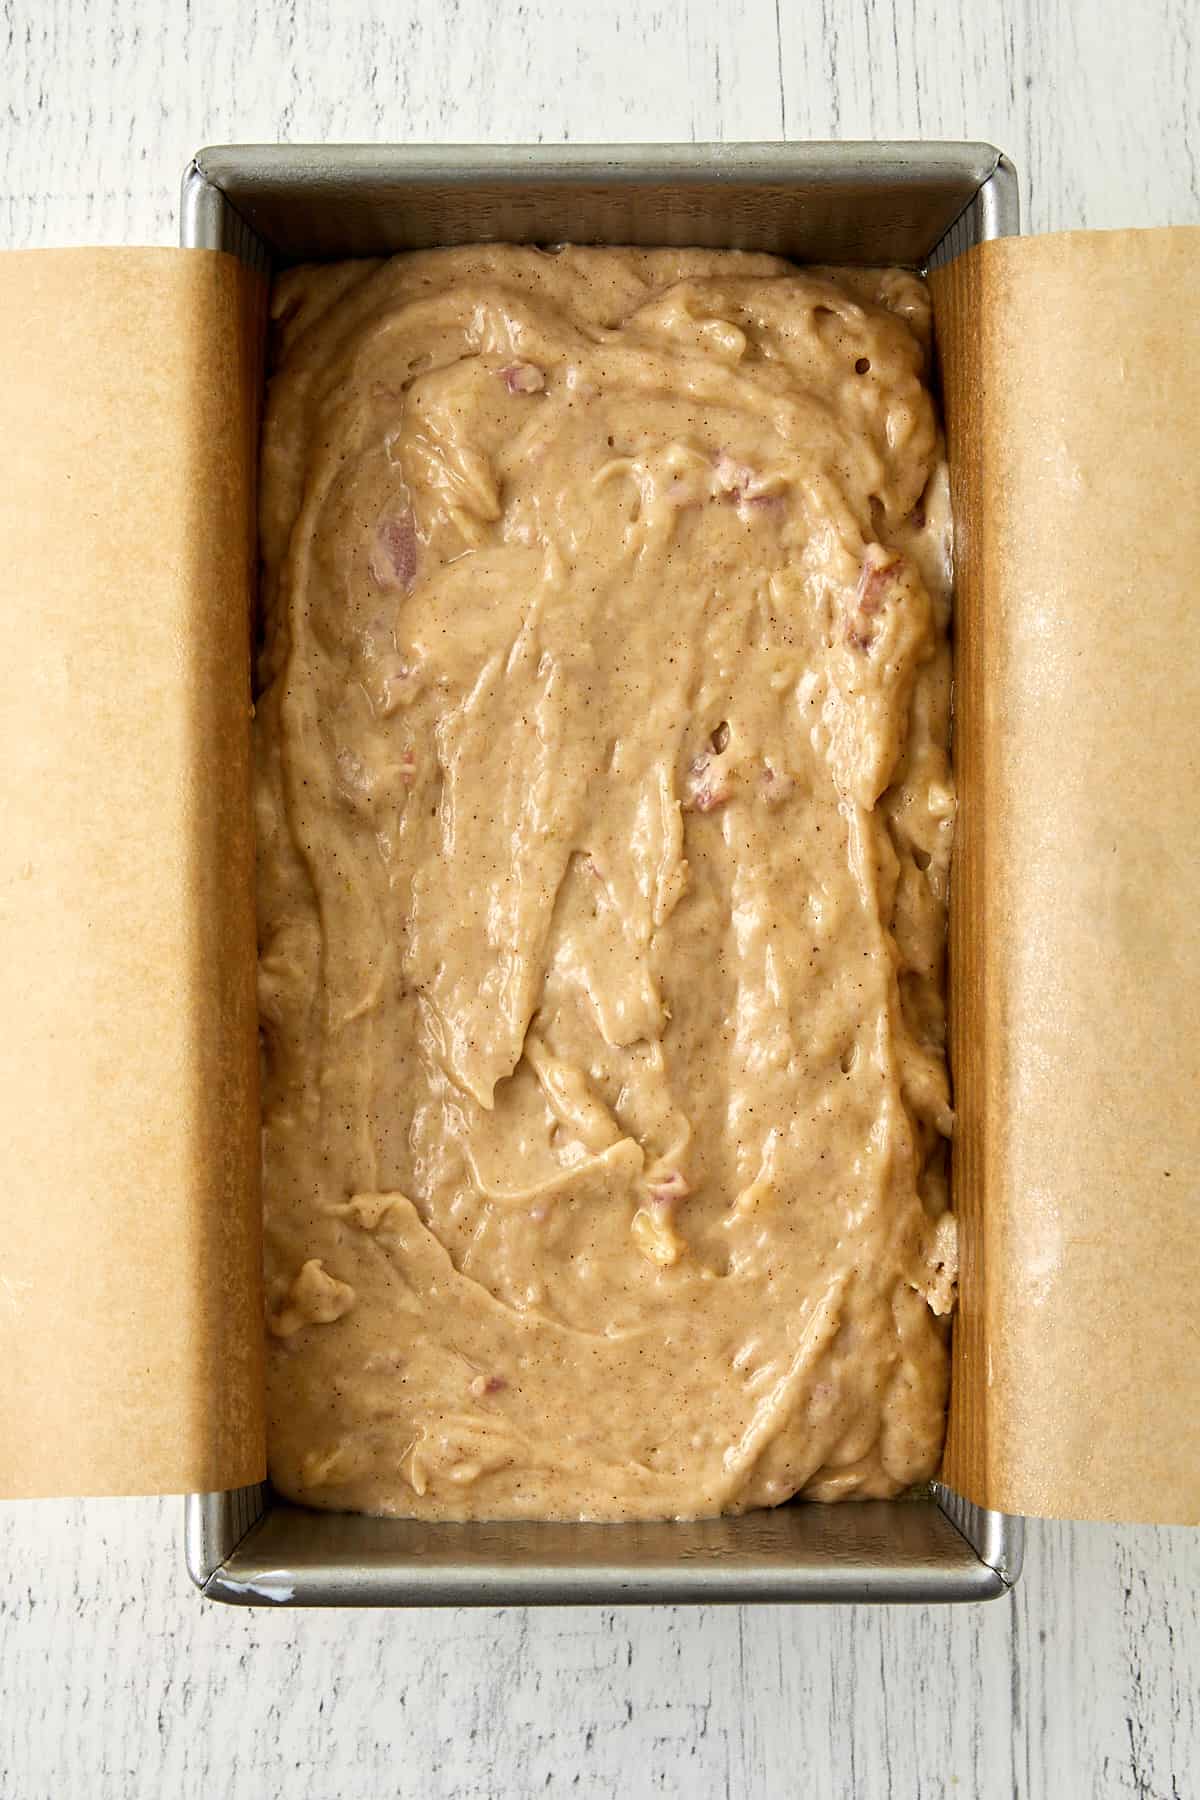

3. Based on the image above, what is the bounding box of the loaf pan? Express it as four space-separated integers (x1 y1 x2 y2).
181 140 1022 1606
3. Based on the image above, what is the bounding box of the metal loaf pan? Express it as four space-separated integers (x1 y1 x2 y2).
182 141 1022 1607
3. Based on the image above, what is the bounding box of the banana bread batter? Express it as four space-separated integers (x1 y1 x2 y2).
256 246 957 1519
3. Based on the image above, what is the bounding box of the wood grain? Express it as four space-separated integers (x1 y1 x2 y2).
1 0 1198 1794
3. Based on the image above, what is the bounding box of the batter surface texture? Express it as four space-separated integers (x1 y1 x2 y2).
257 245 957 1520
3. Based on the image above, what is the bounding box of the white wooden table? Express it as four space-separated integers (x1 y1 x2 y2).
2 3 1197 1795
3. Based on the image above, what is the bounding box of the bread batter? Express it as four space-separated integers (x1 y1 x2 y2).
256 246 957 1519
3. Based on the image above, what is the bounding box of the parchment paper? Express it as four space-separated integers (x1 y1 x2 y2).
1 229 1195 1521
0 249 266 1496
931 227 1200 1523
